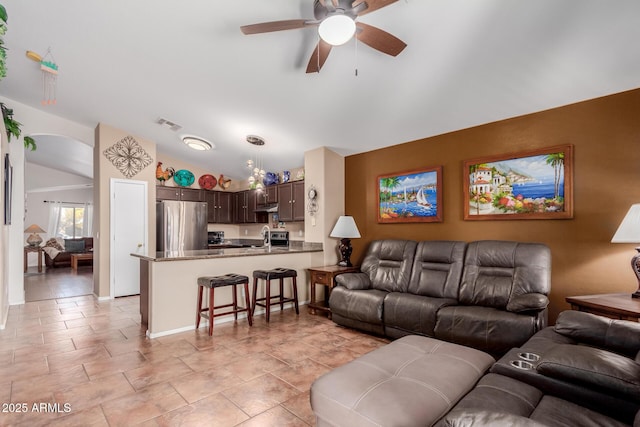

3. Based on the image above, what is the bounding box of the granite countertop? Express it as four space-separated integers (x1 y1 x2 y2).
132 241 323 262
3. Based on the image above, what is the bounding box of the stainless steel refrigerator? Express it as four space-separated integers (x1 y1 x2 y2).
156 200 208 252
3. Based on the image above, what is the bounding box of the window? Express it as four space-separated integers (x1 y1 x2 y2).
58 205 85 238
48 202 93 239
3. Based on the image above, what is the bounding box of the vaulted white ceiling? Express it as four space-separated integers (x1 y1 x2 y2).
2 0 640 181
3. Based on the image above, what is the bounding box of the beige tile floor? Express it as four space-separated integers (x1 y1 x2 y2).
1 294 389 426
24 266 93 302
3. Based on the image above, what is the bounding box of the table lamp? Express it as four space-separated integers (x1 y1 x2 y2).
330 216 361 267
24 224 46 247
611 204 640 298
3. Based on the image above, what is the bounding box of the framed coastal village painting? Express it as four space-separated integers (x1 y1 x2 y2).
378 166 443 223
463 145 573 220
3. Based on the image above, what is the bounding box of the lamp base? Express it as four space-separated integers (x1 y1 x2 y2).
631 248 640 298
26 233 43 247
337 238 353 267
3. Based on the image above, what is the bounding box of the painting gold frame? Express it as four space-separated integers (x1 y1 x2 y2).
377 166 443 223
463 145 573 220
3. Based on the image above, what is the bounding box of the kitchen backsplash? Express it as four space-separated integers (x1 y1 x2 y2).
208 222 305 241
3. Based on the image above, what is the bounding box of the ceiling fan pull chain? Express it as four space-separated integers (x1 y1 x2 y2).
354 34 359 77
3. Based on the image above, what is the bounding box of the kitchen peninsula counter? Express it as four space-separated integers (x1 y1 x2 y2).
133 242 324 338
133 241 323 262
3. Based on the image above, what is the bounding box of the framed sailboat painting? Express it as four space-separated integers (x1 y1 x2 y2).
377 166 443 223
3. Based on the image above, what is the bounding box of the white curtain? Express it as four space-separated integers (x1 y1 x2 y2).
47 201 63 239
82 202 93 237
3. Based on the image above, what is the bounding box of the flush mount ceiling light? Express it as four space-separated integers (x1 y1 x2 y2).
182 136 213 151
318 14 356 46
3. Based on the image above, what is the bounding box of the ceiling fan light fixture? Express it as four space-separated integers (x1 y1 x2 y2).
318 15 356 46
182 136 213 151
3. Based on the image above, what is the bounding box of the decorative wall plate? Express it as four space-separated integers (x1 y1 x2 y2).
173 169 195 187
198 174 217 190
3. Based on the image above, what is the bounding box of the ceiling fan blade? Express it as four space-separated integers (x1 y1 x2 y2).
306 40 332 73
240 19 310 35
355 22 406 56
352 0 399 16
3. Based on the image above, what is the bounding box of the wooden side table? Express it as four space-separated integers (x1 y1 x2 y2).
308 265 359 318
24 245 43 273
566 293 640 322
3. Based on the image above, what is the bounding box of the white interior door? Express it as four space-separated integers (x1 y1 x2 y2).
110 179 147 297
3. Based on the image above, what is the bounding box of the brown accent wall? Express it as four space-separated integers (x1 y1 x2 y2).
345 88 640 323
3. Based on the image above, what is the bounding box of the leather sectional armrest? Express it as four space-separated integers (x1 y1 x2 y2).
335 272 371 290
536 344 640 402
506 293 549 313
554 310 640 357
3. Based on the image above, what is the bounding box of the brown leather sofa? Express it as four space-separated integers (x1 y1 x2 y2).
311 310 640 426
44 237 94 268
441 310 640 426
329 239 551 357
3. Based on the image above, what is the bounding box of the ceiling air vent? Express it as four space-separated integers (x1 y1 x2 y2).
156 117 182 132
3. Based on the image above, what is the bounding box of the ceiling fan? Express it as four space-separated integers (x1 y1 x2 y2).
240 0 407 73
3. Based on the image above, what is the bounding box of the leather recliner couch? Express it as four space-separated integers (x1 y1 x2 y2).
311 309 640 426
441 310 640 426
329 239 551 357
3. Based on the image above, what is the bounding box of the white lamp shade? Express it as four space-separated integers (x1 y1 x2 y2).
612 204 640 243
24 224 46 234
318 15 356 46
330 216 361 239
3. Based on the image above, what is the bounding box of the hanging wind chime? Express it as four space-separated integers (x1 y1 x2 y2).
26 47 59 105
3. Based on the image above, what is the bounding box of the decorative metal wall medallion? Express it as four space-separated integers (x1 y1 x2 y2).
103 135 153 178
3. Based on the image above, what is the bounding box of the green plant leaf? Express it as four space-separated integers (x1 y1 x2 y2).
24 136 36 150
1 102 36 150
0 5 7 23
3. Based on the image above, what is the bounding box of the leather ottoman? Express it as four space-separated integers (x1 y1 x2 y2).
310 335 495 427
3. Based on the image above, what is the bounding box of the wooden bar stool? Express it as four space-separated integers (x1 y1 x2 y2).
196 273 252 336
251 268 299 322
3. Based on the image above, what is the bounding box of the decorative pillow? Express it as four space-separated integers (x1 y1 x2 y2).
64 239 86 253
44 238 64 251
536 344 640 401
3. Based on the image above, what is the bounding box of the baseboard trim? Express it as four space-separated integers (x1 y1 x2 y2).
147 300 309 339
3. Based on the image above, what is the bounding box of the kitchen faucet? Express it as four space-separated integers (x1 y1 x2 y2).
261 225 271 249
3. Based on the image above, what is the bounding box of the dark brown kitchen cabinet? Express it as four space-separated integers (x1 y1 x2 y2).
179 188 204 201
156 186 180 200
256 185 278 206
204 191 233 223
156 186 204 202
277 180 305 222
234 190 267 223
